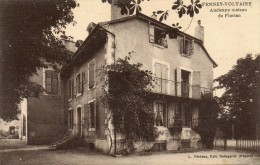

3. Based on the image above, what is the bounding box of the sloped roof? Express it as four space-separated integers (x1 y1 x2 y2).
100 12 217 68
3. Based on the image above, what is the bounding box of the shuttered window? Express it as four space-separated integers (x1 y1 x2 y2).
76 74 81 94
45 70 58 94
88 60 95 89
149 24 168 48
180 36 194 56
154 63 168 94
89 102 96 129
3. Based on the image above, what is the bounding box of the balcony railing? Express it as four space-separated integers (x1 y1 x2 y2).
152 77 213 99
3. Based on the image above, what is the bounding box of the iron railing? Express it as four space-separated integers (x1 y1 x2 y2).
152 77 214 99
214 139 260 152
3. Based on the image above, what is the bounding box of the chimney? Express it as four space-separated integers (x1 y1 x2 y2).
75 40 83 48
151 12 157 20
86 22 97 34
111 0 129 20
195 20 204 43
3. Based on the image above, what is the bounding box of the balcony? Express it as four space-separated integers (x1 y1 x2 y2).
152 77 213 99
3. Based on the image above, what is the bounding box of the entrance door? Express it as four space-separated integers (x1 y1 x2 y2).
77 107 82 137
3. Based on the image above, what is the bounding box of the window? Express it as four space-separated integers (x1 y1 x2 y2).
149 25 168 48
88 59 95 89
89 102 96 129
76 74 81 94
68 110 74 129
45 70 58 94
181 70 190 98
180 36 194 56
155 102 167 127
154 62 168 94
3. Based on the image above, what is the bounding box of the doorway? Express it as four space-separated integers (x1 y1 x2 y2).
77 107 82 137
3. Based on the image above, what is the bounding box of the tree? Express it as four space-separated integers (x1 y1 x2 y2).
196 96 220 149
0 0 77 121
101 54 157 146
215 54 260 139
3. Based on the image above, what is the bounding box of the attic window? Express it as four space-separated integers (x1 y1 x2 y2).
149 25 168 48
180 36 194 57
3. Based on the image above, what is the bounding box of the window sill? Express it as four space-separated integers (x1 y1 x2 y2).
88 128 96 132
153 43 167 49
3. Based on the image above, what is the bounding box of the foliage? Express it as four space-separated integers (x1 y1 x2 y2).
101 54 157 142
0 0 77 121
195 96 220 149
102 0 202 30
215 54 260 139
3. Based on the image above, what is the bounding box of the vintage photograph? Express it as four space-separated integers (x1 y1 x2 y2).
0 0 259 164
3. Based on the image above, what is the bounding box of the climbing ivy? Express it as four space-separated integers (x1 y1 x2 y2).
101 54 157 142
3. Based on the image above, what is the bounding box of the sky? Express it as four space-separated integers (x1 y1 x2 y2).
65 0 260 96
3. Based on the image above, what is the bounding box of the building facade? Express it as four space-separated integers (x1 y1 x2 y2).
61 6 217 154
20 40 76 145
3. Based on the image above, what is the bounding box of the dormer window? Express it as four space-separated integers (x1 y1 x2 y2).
180 36 194 57
149 24 168 48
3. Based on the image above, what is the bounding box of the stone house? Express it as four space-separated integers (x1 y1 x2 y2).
60 5 217 154
19 39 76 144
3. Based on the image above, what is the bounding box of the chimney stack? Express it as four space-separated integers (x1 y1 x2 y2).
86 22 97 34
111 0 129 20
195 20 204 43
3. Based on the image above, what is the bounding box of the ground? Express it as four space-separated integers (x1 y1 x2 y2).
0 139 259 165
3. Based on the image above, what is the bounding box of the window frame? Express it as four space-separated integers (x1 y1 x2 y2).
155 102 167 127
149 24 168 48
88 100 96 131
68 109 74 129
44 69 58 95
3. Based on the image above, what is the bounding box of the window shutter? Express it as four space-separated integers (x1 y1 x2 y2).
84 104 89 129
192 71 201 99
79 74 82 94
176 67 182 97
82 72 85 94
89 60 95 88
149 24 155 43
52 71 58 94
45 70 52 93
